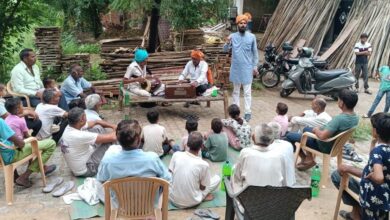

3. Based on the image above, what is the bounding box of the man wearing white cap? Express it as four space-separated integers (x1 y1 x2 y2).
85 94 103 122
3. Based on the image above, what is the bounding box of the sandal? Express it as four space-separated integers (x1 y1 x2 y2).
43 177 64 193
15 177 33 188
44 165 57 176
339 210 354 220
194 209 220 219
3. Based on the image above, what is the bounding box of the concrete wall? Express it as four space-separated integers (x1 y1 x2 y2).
242 0 279 32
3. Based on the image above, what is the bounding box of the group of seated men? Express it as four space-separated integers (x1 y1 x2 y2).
1 47 388 219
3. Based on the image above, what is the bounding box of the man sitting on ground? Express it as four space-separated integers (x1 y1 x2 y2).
169 131 221 208
178 50 210 107
0 118 56 187
84 94 103 121
290 98 332 132
286 89 359 170
232 124 288 193
60 107 116 177
35 89 68 143
61 64 93 104
97 119 171 183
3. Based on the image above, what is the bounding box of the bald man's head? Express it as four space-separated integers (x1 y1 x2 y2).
312 98 327 113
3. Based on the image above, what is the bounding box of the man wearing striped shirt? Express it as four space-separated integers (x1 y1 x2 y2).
354 33 372 94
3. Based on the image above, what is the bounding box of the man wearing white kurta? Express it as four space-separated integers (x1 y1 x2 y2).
290 98 332 132
232 124 289 194
223 15 259 121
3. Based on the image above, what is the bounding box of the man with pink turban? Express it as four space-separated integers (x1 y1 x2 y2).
224 14 259 122
178 49 210 107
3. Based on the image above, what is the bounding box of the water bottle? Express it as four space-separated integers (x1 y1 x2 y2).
124 92 130 106
221 161 232 191
311 165 321 197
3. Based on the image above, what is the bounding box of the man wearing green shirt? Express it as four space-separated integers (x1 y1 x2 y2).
363 65 390 118
286 89 359 170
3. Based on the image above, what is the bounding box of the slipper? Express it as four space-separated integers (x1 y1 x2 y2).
43 177 64 193
52 181 75 197
339 210 354 220
297 161 316 171
44 164 57 176
194 209 220 219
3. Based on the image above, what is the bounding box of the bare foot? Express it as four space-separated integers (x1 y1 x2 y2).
204 193 214 201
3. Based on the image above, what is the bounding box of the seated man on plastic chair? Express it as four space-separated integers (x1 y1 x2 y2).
285 89 359 170
0 118 56 188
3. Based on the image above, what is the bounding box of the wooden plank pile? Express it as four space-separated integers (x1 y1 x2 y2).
60 53 91 74
260 0 341 55
324 0 390 74
100 50 192 79
99 38 146 53
35 27 62 73
172 29 205 51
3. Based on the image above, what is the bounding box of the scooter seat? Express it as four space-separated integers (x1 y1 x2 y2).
315 69 349 81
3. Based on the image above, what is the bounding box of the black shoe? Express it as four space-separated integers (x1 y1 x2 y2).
364 90 372 95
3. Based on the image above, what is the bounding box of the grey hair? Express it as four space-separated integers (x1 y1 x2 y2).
85 94 101 110
42 88 56 103
267 121 282 139
254 123 275 146
68 107 85 126
187 131 204 151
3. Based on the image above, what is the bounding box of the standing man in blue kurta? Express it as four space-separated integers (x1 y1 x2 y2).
224 15 259 122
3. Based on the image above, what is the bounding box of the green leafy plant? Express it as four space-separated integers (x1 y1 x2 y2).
84 63 106 81
62 33 101 54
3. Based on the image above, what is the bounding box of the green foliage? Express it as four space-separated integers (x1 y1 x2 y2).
44 0 110 38
111 0 230 31
61 33 101 55
84 63 107 81
352 120 372 141
252 80 264 91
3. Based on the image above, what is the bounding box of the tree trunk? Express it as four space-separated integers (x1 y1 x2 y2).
148 0 161 53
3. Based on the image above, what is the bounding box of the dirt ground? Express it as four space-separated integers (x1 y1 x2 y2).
0 78 381 220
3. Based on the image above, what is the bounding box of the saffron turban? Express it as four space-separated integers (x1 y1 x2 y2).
244 12 252 20
191 50 204 60
236 15 249 24
134 49 148 62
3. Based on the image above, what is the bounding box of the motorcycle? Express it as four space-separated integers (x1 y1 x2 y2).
280 48 356 100
258 42 327 88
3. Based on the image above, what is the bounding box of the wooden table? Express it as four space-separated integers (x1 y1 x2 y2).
119 89 229 118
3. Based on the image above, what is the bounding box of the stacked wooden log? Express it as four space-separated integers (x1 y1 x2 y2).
100 50 191 79
34 27 62 73
173 29 205 51
214 54 231 88
100 38 146 53
260 0 341 55
60 53 91 74
322 0 390 74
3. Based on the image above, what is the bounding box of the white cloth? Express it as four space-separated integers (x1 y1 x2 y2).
62 193 82 205
85 109 102 122
35 103 66 139
232 145 287 194
60 126 98 176
141 124 167 156
268 140 296 186
232 83 252 114
290 111 332 132
169 151 219 208
179 60 208 85
353 42 372 53
77 177 104 206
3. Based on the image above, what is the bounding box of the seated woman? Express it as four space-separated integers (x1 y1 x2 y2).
123 49 164 97
222 104 251 150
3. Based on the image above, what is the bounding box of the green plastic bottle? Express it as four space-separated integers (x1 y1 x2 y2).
124 92 131 106
311 165 321 197
221 161 232 191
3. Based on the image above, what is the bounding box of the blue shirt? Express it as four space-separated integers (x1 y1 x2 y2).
0 118 16 164
61 76 92 103
223 31 259 85
97 147 171 182
360 144 390 211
